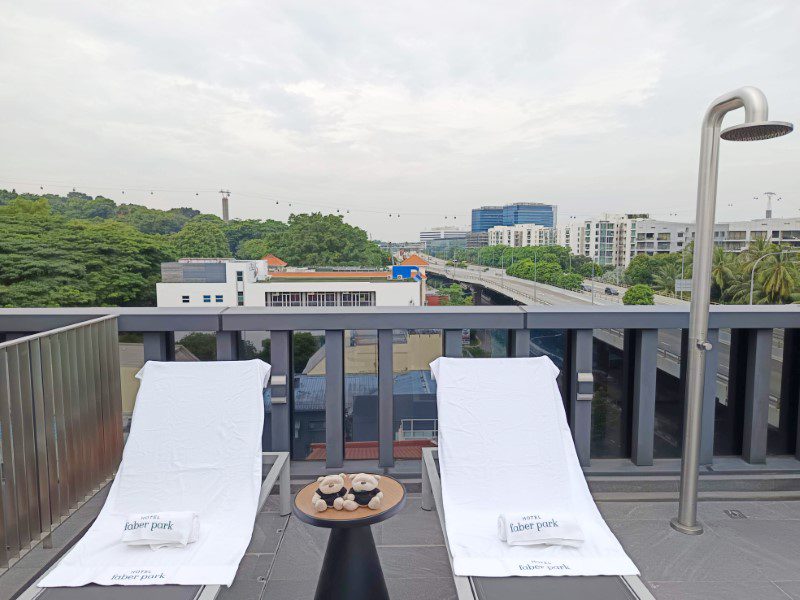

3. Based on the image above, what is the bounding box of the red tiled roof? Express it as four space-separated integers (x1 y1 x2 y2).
399 254 429 267
306 440 437 460
262 254 288 267
269 271 388 279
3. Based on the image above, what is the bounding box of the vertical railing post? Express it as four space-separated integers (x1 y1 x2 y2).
569 329 593 466
143 332 174 362
779 329 800 459
29 339 53 540
325 330 345 469
378 329 394 468
269 331 292 453
699 329 719 465
510 329 530 357
742 328 773 464
631 329 658 466
216 331 240 361
0 347 20 561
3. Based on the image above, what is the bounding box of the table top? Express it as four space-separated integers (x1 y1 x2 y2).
292 474 406 529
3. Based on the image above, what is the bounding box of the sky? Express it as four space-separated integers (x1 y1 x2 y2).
1 1 799 242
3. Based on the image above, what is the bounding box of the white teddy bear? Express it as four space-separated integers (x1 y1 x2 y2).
312 473 348 512
342 473 383 511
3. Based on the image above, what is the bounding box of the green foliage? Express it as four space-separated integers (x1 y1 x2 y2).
0 213 174 307
225 219 288 256
293 332 320 372
623 284 655 305
178 333 216 360
439 283 473 306
172 218 231 258
115 204 200 234
264 213 388 267
0 197 51 216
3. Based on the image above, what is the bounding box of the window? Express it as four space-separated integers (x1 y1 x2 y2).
181 295 190 304
237 292 244 306
203 295 211 303
215 295 224 303
236 271 244 282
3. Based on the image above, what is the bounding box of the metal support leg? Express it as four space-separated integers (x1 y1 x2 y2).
315 526 389 600
270 331 292 453
743 328 773 464
699 329 719 465
279 458 291 516
779 329 800 458
421 454 433 511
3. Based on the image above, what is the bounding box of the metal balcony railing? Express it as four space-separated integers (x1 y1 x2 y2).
0 305 798 475
0 315 123 569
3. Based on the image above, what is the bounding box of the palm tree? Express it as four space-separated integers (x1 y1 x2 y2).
652 262 680 296
741 238 778 275
757 251 799 304
710 247 735 301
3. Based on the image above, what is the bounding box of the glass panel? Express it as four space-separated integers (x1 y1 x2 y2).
392 329 442 460
768 329 792 455
654 329 684 458
175 331 217 361
344 330 378 459
714 328 743 455
461 329 509 358
240 332 272 451
529 329 568 402
591 328 629 458
292 331 326 460
118 332 144 431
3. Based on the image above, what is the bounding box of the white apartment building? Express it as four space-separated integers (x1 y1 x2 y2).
632 217 800 257
156 259 424 308
419 226 468 243
487 223 556 247
556 214 644 268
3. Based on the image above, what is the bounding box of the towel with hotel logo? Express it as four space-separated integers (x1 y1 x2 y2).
497 512 584 547
122 512 200 550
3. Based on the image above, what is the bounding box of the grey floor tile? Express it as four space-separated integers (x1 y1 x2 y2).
375 502 444 546
263 579 319 599
217 553 272 600
607 519 768 582
649 580 792 600
385 577 458 600
707 519 800 581
775 581 800 599
247 513 290 554
268 517 329 581
377 545 452 579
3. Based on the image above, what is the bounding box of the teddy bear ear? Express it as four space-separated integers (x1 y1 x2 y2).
373 475 381 481
317 476 324 482
339 473 346 479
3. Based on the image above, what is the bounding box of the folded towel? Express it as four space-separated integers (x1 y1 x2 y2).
497 513 584 547
122 512 200 551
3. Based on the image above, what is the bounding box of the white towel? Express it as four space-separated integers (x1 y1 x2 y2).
497 512 584 547
431 357 639 577
123 512 200 550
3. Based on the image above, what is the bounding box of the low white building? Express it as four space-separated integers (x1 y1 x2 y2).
419 226 468 243
487 223 556 247
156 258 424 308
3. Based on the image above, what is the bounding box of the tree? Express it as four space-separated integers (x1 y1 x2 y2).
623 284 655 305
439 283 473 306
710 246 735 300
293 332 320 372
265 213 388 267
173 218 231 258
652 262 680 296
224 219 288 256
758 251 799 304
236 238 273 260
625 254 656 286
0 197 51 216
178 332 216 360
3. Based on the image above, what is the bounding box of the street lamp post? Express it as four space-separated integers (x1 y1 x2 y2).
749 249 800 304
672 87 792 536
533 252 538 304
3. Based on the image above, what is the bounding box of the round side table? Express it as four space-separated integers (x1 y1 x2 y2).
293 474 406 600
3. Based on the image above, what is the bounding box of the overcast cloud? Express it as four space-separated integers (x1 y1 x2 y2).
1 1 798 241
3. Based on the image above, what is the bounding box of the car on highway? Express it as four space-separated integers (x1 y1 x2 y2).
604 287 620 296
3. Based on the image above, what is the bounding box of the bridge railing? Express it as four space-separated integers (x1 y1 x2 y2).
0 306 798 472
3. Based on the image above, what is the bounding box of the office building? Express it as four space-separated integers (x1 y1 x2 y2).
419 226 468 243
471 206 504 232
472 202 557 232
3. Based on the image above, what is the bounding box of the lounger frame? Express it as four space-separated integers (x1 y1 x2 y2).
20 451 291 600
421 447 655 600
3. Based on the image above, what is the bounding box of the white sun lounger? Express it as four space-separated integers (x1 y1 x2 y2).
422 356 655 600
21 359 291 600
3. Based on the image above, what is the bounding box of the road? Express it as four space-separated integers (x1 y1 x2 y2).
423 254 784 423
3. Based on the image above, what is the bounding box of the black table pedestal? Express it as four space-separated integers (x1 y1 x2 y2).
314 525 389 600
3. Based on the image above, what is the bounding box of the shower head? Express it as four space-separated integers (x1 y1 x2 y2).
720 120 793 141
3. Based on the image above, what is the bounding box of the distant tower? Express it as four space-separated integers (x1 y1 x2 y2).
763 192 776 219
219 190 231 222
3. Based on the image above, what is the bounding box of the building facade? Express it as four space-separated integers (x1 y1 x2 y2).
472 202 557 232
419 226 468 243
487 223 557 247
556 214 643 268
156 259 423 308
